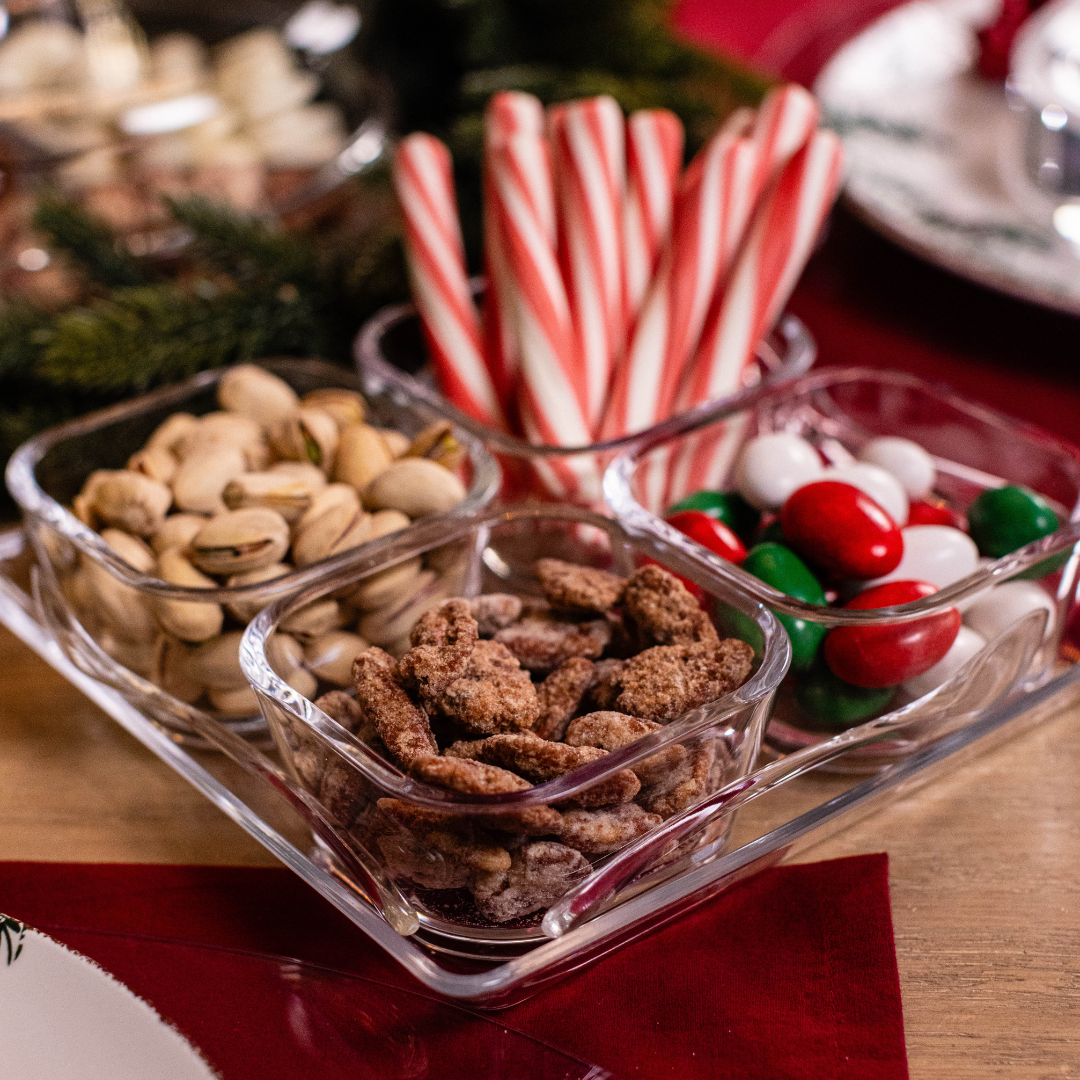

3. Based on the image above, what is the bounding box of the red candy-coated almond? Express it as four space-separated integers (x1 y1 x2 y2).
781 480 903 579
907 500 965 530
824 580 961 689
666 510 747 565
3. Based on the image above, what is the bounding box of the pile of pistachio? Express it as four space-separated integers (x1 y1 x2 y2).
62 364 470 719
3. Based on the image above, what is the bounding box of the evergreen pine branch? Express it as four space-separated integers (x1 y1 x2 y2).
0 302 54 380
32 193 153 289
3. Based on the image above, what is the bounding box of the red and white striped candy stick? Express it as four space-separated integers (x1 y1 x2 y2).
482 92 547 416
487 132 597 498
748 84 820 199
599 130 759 440
550 96 626 433
668 129 844 496
623 108 684 327
393 133 507 430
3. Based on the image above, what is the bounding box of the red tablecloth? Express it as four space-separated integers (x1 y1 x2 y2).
0 854 907 1080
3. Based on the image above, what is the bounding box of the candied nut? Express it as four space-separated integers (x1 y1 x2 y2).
345 556 423 612
586 658 626 711
222 468 324 521
171 446 247 515
564 711 687 786
319 756 367 827
353 647 437 766
127 446 176 485
535 558 626 614
404 421 465 471
443 738 488 761
333 422 393 491
280 597 346 639
465 594 523 637
85 470 172 537
189 508 291 576
623 564 719 647
616 639 753 723
637 741 717 819
375 828 476 892
314 690 379 743
473 841 590 923
292 499 372 566
410 755 531 795
396 599 478 704
533 657 594 740
224 562 291 622
435 639 539 735
187 630 247 690
557 803 661 854
153 550 223 642
145 412 198 457
217 364 299 428
493 612 611 673
150 513 207 556
269 406 340 471
303 630 368 687
300 388 366 431
208 683 260 717
363 458 466 518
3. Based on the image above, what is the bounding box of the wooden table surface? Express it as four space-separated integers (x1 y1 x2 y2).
1 620 1078 1078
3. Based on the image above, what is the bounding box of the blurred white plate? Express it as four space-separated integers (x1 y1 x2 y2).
816 0 1080 314
0 914 217 1080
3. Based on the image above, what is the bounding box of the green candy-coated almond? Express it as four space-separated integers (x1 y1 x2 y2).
795 664 896 728
743 542 826 605
967 485 1059 559
667 490 761 541
776 611 827 673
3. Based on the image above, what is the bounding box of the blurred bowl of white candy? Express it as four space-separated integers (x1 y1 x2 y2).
0 0 386 227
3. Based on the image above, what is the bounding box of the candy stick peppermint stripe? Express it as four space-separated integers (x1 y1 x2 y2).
393 133 507 430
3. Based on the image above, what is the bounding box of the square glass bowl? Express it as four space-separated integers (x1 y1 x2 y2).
5 358 500 740
354 293 817 509
239 505 789 956
604 367 1080 766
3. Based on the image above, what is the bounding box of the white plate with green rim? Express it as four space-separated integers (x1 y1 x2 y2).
0 914 217 1080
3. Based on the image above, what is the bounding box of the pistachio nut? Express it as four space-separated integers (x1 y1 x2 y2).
356 569 442 646
376 428 411 459
362 458 466 518
291 500 372 567
222 468 324 521
217 364 299 428
145 412 198 457
425 538 471 576
187 630 248 690
269 407 339 471
368 509 411 540
268 460 327 484
332 422 393 492
100 527 155 573
176 412 267 467
295 483 361 535
171 446 247 515
280 597 346 639
127 446 177 485
72 492 96 528
345 555 423 612
300 388 366 431
154 549 224 642
189 508 291 576
208 683 261 718
153 635 204 704
87 470 173 537
303 630 367 687
150 513 207 556
225 562 291 622
287 666 319 700
96 627 162 680
266 630 304 677
82 560 159 641
404 421 466 471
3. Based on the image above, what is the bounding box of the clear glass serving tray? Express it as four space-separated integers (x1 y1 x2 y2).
3 524 1078 1007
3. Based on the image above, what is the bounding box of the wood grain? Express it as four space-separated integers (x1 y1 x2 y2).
1 621 1078 1075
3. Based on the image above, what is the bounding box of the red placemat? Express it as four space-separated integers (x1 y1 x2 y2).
0 855 907 1080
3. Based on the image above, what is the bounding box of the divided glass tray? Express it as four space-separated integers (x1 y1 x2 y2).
3 524 1079 1007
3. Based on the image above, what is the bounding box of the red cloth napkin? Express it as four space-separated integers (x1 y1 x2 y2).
0 855 906 1080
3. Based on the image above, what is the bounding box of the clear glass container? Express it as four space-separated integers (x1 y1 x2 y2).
5 358 499 740
354 295 816 509
604 367 1080 766
239 505 789 955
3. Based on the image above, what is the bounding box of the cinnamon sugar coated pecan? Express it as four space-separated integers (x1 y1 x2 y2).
435 639 539 734
623 564 720 647
317 558 760 924
535 558 627 614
